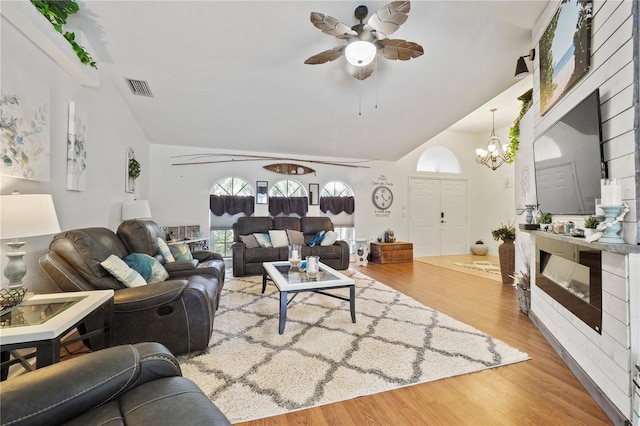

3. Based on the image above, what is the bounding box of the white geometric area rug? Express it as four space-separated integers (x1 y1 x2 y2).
178 270 529 423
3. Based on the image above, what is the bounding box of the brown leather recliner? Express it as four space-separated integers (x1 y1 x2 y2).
0 342 231 426
39 227 219 355
116 219 225 303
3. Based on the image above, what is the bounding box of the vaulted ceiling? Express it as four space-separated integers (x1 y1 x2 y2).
73 1 546 161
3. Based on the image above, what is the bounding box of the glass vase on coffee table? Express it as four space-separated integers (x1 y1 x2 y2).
288 244 301 271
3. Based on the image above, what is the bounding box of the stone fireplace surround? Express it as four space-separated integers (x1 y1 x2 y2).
519 230 640 425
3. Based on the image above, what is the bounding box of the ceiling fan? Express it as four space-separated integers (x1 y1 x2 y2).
304 1 424 80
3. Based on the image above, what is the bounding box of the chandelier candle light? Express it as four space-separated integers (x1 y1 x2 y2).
476 108 512 171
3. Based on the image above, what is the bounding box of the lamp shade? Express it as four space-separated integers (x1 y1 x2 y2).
514 56 529 79
0 194 61 240
345 41 377 66
121 200 152 220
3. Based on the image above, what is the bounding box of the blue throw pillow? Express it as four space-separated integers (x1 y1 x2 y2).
125 253 169 284
308 230 326 247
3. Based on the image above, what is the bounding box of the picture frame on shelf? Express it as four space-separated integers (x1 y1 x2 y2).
309 183 319 205
256 181 268 204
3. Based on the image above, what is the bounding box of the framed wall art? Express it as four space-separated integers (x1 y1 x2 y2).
539 0 592 115
66 101 88 191
0 67 51 181
256 181 268 204
309 183 319 205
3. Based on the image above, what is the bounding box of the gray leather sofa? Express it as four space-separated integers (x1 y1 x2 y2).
0 342 231 426
232 216 350 276
39 227 220 355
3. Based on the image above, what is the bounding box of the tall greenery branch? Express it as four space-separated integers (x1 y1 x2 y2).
30 0 97 68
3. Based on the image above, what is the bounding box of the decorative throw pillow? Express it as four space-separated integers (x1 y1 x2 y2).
308 230 326 247
239 234 260 249
157 238 176 262
169 242 193 261
320 230 338 246
253 233 273 248
124 253 169 284
268 230 289 247
101 254 147 287
286 229 305 246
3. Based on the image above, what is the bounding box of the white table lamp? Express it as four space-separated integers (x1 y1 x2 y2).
121 200 152 220
1 193 61 289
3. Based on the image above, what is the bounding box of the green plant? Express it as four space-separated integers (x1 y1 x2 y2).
584 216 599 229
491 223 516 241
506 89 533 163
537 212 552 224
128 158 141 180
30 0 97 68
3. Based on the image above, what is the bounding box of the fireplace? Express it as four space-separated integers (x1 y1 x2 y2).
535 236 602 333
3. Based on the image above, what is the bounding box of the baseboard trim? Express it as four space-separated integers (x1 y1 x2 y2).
529 311 630 426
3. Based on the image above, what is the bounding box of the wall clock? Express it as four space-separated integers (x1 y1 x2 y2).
372 186 393 209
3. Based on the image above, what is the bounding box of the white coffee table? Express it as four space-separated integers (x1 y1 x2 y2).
262 261 356 334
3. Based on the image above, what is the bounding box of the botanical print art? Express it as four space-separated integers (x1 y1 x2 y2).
0 72 51 181
66 102 88 191
539 0 592 115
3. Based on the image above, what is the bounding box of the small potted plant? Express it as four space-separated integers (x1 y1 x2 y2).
583 216 599 237
471 239 488 256
537 212 553 231
492 223 516 284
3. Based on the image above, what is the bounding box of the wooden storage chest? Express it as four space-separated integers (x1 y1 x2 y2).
370 242 413 264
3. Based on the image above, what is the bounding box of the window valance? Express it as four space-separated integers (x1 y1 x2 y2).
269 197 308 216
210 195 255 216
320 196 355 215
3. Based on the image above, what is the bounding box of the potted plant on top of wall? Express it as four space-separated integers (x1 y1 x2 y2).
583 216 599 237
492 223 516 285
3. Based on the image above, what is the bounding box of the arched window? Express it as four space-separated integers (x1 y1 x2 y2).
269 179 308 216
269 179 306 197
212 176 252 196
321 181 353 197
417 146 461 173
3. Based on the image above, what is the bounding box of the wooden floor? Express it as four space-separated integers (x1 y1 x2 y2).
238 261 612 426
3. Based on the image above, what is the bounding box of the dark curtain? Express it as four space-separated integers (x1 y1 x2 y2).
210 195 255 216
269 197 308 216
320 196 355 214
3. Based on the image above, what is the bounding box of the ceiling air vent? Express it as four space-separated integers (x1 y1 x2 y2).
125 78 153 97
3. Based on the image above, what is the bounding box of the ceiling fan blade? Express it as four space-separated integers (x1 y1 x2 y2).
348 63 375 80
310 12 357 38
368 1 410 37
380 39 424 61
304 47 345 64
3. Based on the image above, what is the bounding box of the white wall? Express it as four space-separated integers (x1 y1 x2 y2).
150 121 513 258
0 15 151 293
527 0 639 420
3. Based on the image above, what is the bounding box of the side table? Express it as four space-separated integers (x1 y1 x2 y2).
370 242 414 264
0 290 113 380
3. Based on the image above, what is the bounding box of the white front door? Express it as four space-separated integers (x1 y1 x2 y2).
409 178 468 257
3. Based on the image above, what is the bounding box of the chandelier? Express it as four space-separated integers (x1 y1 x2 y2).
476 108 512 170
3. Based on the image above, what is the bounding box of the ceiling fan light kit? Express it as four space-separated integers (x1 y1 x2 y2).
345 41 377 66
305 1 423 80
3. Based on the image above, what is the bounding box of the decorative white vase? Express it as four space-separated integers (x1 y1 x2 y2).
471 243 488 256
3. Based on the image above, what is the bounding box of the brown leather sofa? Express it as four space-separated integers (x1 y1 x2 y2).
117 219 225 303
0 342 231 426
39 227 220 355
231 216 350 276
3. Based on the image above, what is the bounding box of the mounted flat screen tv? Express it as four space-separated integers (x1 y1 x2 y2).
533 89 607 215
